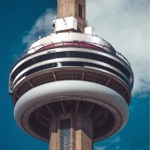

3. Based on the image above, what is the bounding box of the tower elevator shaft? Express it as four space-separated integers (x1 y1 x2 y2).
57 0 86 33
49 111 93 150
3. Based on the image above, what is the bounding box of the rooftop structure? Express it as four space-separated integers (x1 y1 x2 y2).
9 0 134 150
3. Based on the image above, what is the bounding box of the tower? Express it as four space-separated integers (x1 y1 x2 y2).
9 0 134 150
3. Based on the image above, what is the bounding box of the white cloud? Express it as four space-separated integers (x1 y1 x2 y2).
22 9 56 47
95 136 121 150
87 0 149 96
95 146 105 150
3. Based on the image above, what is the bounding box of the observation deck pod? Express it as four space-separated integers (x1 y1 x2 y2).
9 32 134 143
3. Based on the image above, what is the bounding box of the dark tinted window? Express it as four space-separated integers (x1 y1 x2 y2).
11 51 131 81
78 4 82 18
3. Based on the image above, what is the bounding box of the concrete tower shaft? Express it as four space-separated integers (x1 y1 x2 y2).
57 0 86 33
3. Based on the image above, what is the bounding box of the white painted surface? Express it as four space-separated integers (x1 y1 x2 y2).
14 80 129 141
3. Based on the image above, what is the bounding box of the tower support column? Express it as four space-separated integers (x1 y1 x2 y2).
49 111 93 150
49 118 59 150
57 0 86 33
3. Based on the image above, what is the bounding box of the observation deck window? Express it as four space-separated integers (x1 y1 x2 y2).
78 4 83 18
11 51 131 83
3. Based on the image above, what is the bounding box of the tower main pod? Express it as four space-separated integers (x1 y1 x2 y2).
9 0 134 150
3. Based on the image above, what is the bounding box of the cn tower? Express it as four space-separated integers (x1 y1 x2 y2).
9 0 134 150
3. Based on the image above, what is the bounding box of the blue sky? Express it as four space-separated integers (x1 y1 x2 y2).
0 0 149 150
